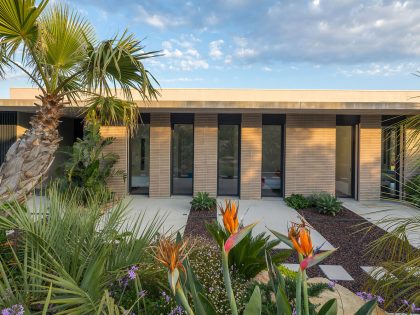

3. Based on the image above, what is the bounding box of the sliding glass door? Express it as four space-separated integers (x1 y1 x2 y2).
218 115 240 196
130 114 150 194
171 114 194 195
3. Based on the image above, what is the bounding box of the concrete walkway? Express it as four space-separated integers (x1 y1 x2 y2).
216 198 335 250
124 196 190 235
341 199 420 248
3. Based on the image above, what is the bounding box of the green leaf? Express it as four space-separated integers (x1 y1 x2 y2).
198 293 218 315
354 299 378 315
317 298 337 315
168 268 179 295
42 283 53 315
275 285 292 315
243 286 262 315
269 228 294 249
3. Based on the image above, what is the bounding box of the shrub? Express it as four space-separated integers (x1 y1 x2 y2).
190 192 217 211
206 221 291 278
284 194 309 210
188 237 252 315
56 123 125 202
314 193 343 216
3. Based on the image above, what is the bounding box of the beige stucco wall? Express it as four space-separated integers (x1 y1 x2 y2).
193 114 218 197
358 115 382 201
285 114 336 196
149 113 171 197
240 114 262 199
100 126 128 197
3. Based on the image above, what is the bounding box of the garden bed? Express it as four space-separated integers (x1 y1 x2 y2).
183 209 217 239
284 206 419 311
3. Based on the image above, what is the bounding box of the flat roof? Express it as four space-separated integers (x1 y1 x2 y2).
1 88 419 114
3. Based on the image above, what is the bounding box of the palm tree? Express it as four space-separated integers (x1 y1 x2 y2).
0 0 160 202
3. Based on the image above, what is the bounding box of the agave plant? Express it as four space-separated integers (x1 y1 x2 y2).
0 0 160 202
0 184 165 313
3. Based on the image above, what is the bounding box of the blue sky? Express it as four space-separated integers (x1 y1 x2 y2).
2 0 420 97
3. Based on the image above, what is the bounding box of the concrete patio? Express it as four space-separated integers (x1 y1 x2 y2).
216 198 335 250
341 199 420 248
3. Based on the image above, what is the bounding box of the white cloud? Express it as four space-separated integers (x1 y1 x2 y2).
339 62 419 77
158 36 209 71
135 5 185 30
209 40 224 59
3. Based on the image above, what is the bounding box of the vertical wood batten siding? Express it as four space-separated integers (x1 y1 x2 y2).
240 113 262 199
0 112 17 165
100 126 128 197
285 114 336 196
193 114 218 197
358 115 381 201
149 113 171 197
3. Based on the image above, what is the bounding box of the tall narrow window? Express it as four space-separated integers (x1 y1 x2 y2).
381 116 403 199
130 114 150 194
218 114 241 196
262 115 284 197
171 114 194 195
336 115 358 198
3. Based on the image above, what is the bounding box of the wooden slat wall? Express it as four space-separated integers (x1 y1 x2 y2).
358 115 381 200
0 112 17 165
193 114 218 197
240 113 262 199
149 113 171 197
285 114 336 196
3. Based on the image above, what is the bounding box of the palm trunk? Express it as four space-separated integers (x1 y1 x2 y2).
0 94 64 203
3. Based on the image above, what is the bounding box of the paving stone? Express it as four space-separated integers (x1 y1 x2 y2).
319 265 354 281
361 266 396 280
282 263 300 272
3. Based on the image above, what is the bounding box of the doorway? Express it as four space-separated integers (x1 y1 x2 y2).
336 116 358 198
218 114 241 196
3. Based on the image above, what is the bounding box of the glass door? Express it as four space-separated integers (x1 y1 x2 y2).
130 114 150 194
381 128 400 199
336 126 354 197
218 115 240 196
172 123 194 195
262 115 284 197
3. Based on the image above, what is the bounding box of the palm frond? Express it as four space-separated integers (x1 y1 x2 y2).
82 31 160 101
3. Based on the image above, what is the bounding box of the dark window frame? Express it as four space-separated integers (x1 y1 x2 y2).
262 114 285 197
170 113 194 196
128 113 151 195
217 114 241 197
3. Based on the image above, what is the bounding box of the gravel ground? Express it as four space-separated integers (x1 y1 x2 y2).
183 208 217 240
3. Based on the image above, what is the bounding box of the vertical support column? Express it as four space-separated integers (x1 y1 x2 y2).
240 113 262 199
285 114 336 196
193 114 218 197
100 126 128 197
149 113 171 197
358 115 381 201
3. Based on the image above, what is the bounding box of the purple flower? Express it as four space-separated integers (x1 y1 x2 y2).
292 308 297 315
356 291 383 303
127 265 139 280
328 280 336 289
376 296 385 304
168 306 183 315
161 291 171 303
1 305 24 315
411 303 420 312
138 290 147 298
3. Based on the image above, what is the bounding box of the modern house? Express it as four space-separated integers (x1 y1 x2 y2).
1 88 419 201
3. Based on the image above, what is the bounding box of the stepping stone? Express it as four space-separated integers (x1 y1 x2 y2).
282 263 300 272
319 265 354 281
361 266 396 280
